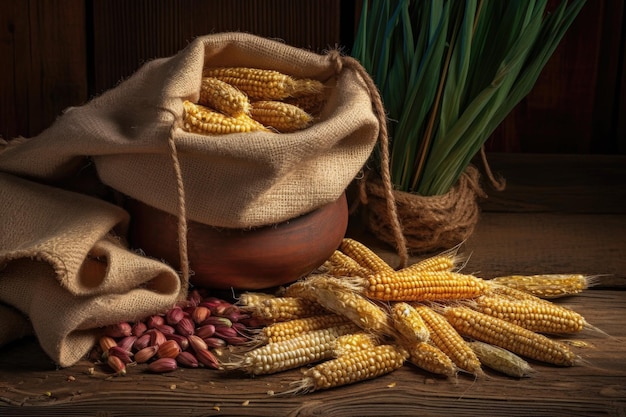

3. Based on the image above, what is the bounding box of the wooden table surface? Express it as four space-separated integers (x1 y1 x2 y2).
1 153 625 416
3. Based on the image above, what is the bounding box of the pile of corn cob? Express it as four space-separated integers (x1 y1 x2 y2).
182 67 327 135
226 238 597 394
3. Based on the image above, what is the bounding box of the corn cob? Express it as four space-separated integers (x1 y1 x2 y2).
339 238 395 274
404 341 458 377
237 291 276 308
284 90 327 115
228 323 359 375
182 100 268 135
363 270 486 302
467 341 535 378
489 274 593 299
331 332 379 356
305 275 391 335
400 254 457 274
198 77 251 117
246 296 328 322
390 302 430 344
257 314 351 344
249 100 313 133
321 250 372 278
443 306 578 366
413 305 483 376
202 67 323 100
292 344 408 393
470 294 586 334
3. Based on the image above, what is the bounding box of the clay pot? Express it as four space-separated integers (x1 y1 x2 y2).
126 194 348 290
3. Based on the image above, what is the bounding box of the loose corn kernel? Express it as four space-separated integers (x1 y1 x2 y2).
489 274 592 299
321 250 372 278
390 302 430 344
249 100 313 133
364 270 486 302
467 341 535 378
258 314 351 344
443 306 578 366
198 77 251 117
182 100 268 135
229 323 360 375
404 341 458 377
247 296 328 323
470 294 586 334
202 67 323 101
293 344 408 393
339 238 394 274
413 305 483 376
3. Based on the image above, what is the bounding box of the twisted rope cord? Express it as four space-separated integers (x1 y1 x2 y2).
328 50 409 268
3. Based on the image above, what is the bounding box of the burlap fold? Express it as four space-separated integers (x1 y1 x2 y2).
0 173 180 367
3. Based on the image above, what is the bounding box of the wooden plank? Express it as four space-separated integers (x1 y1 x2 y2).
0 0 87 140
90 0 343 96
479 153 626 214
0 290 624 416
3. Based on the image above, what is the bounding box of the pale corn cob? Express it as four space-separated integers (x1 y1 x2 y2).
467 341 535 378
199 77 251 117
258 314 351 344
339 238 394 274
470 294 586 334
202 67 323 100
228 323 359 375
249 100 313 132
413 305 483 376
247 296 328 322
443 306 578 366
489 274 593 299
404 341 458 377
237 291 276 308
182 100 268 134
292 344 408 393
363 270 486 302
305 275 391 335
321 250 372 278
390 302 430 344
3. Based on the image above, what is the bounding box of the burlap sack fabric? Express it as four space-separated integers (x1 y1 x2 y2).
0 32 392 367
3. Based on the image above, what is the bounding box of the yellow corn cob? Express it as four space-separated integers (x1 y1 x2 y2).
470 294 586 334
281 280 317 301
400 255 457 274
364 270 486 302
202 67 324 100
331 332 379 356
404 341 458 377
304 275 391 335
292 344 408 393
182 100 268 135
198 77 251 117
228 322 359 375
247 296 328 323
339 238 394 274
489 274 592 299
249 100 313 133
413 305 483 376
390 302 430 344
258 314 351 344
467 341 535 378
443 306 578 366
321 250 372 278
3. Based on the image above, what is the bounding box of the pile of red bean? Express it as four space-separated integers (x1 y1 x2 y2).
91 288 262 375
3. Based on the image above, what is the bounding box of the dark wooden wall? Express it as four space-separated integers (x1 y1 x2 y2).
2 0 624 154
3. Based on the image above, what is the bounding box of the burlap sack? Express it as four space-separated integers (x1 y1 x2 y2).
0 32 379 229
0 173 180 367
